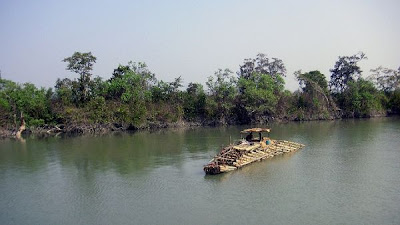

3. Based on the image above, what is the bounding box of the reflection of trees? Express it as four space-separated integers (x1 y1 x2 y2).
54 129 228 175
0 126 262 176
0 138 48 173
0 118 389 178
0 128 235 177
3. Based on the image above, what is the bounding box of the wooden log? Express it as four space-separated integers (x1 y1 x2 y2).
205 138 305 174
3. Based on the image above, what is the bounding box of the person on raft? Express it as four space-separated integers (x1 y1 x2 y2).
246 132 253 142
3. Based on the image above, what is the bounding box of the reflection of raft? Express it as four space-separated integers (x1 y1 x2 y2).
204 128 305 175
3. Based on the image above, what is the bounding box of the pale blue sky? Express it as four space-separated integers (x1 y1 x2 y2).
0 0 399 91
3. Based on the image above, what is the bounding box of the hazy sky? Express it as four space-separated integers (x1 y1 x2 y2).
1 0 399 91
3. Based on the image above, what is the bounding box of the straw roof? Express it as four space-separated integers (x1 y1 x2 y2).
240 128 271 133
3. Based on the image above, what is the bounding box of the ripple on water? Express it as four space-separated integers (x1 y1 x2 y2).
0 118 400 225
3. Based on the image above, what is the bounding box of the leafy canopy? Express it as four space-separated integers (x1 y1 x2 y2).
206 69 237 122
238 53 286 81
63 52 97 77
62 52 97 104
329 52 367 93
369 66 400 92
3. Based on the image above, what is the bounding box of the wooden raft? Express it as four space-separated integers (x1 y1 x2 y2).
204 140 305 175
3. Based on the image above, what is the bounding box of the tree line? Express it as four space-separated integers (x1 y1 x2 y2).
0 51 399 130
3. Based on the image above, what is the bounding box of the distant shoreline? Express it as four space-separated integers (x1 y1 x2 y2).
1 52 399 141
2 113 396 140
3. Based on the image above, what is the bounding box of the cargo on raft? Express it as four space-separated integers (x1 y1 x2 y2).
204 128 305 175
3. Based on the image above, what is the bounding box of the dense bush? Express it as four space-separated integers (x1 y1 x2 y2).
338 79 384 117
1 52 399 130
0 79 53 127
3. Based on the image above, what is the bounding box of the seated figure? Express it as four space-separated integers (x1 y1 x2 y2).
245 132 253 142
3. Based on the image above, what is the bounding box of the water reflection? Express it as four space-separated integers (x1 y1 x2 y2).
0 118 395 177
1 117 400 225
0 128 231 176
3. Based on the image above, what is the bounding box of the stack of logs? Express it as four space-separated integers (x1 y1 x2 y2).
204 140 305 175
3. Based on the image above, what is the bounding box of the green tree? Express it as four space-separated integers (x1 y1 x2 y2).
236 54 287 122
0 79 53 126
55 78 74 105
369 66 400 92
86 96 108 123
151 77 183 102
237 72 284 121
296 70 328 94
369 66 400 114
0 78 13 126
341 78 383 117
238 53 286 81
329 52 367 93
183 82 206 121
111 65 131 81
106 62 154 125
108 62 155 99
389 89 400 113
63 52 97 104
150 77 184 122
206 69 237 124
89 76 107 98
294 70 337 119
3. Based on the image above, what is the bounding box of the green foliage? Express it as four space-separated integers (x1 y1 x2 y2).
388 89 400 113
329 52 367 93
183 83 206 121
107 62 153 101
55 78 74 105
296 70 328 94
29 119 45 127
0 78 53 127
53 61 156 126
1 52 399 132
63 52 97 76
151 81 169 102
117 73 150 104
238 53 286 80
237 73 283 117
0 79 12 126
90 76 107 98
149 77 185 122
340 78 383 117
235 53 287 122
294 70 335 119
151 77 183 103
206 69 237 123
62 52 97 104
369 66 400 93
86 96 108 123
106 64 153 126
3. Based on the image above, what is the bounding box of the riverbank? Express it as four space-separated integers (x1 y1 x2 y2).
1 112 395 139
0 121 204 139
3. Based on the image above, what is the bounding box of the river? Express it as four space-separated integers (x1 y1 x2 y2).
0 117 399 225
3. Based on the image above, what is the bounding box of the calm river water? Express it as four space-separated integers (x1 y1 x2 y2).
1 118 400 225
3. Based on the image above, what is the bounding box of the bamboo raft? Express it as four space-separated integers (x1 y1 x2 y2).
204 128 305 175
